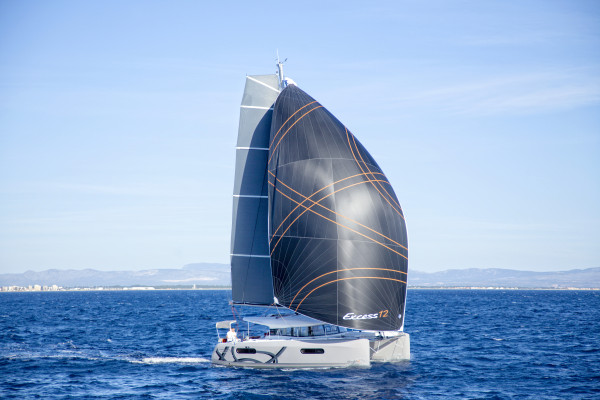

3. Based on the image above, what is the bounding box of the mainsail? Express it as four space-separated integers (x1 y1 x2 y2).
230 74 279 305
267 85 408 331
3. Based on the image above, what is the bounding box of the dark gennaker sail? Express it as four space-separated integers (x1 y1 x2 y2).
268 85 408 331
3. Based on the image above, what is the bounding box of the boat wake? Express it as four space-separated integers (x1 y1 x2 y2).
131 357 210 364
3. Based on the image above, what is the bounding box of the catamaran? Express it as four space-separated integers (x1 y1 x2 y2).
212 60 409 368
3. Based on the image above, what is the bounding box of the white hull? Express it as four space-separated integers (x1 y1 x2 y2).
211 333 409 369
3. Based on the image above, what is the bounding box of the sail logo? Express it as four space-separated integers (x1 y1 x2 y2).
343 310 389 320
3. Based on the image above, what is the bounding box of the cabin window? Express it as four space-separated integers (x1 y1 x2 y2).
300 348 325 354
236 348 256 354
309 325 325 336
280 327 292 336
292 327 309 337
270 328 293 336
324 325 338 334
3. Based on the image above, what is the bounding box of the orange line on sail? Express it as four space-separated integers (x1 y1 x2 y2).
269 171 408 253
270 179 381 255
345 127 404 220
268 181 408 261
269 100 318 148
269 171 387 243
294 276 406 311
351 133 403 212
267 105 323 165
289 267 407 308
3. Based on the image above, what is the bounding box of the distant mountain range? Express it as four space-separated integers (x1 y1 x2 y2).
408 267 600 288
0 263 230 288
1 264 598 288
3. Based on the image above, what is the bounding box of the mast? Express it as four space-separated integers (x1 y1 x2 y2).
276 51 286 90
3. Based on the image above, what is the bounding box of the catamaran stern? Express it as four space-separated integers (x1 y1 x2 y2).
369 332 410 362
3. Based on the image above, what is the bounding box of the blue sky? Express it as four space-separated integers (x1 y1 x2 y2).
1 1 598 274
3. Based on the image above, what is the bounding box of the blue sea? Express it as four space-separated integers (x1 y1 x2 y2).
1 290 599 399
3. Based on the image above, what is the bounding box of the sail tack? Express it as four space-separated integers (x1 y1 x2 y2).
268 85 408 330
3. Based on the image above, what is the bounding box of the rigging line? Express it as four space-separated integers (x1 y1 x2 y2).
351 133 403 212
289 267 407 308
294 276 406 312
269 100 318 148
269 171 388 243
345 127 405 220
268 181 408 260
230 305 239 330
269 173 408 253
278 226 332 300
267 105 324 165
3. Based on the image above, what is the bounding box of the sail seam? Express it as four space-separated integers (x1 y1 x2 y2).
233 195 268 198
231 254 270 258
271 235 395 243
236 147 269 150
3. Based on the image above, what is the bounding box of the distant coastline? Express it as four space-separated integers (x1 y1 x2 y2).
408 286 600 291
1 264 598 290
0 285 230 292
2 286 599 293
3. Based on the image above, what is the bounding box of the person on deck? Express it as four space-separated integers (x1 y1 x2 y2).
226 327 238 342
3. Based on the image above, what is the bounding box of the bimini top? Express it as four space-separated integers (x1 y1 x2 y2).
243 314 323 329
